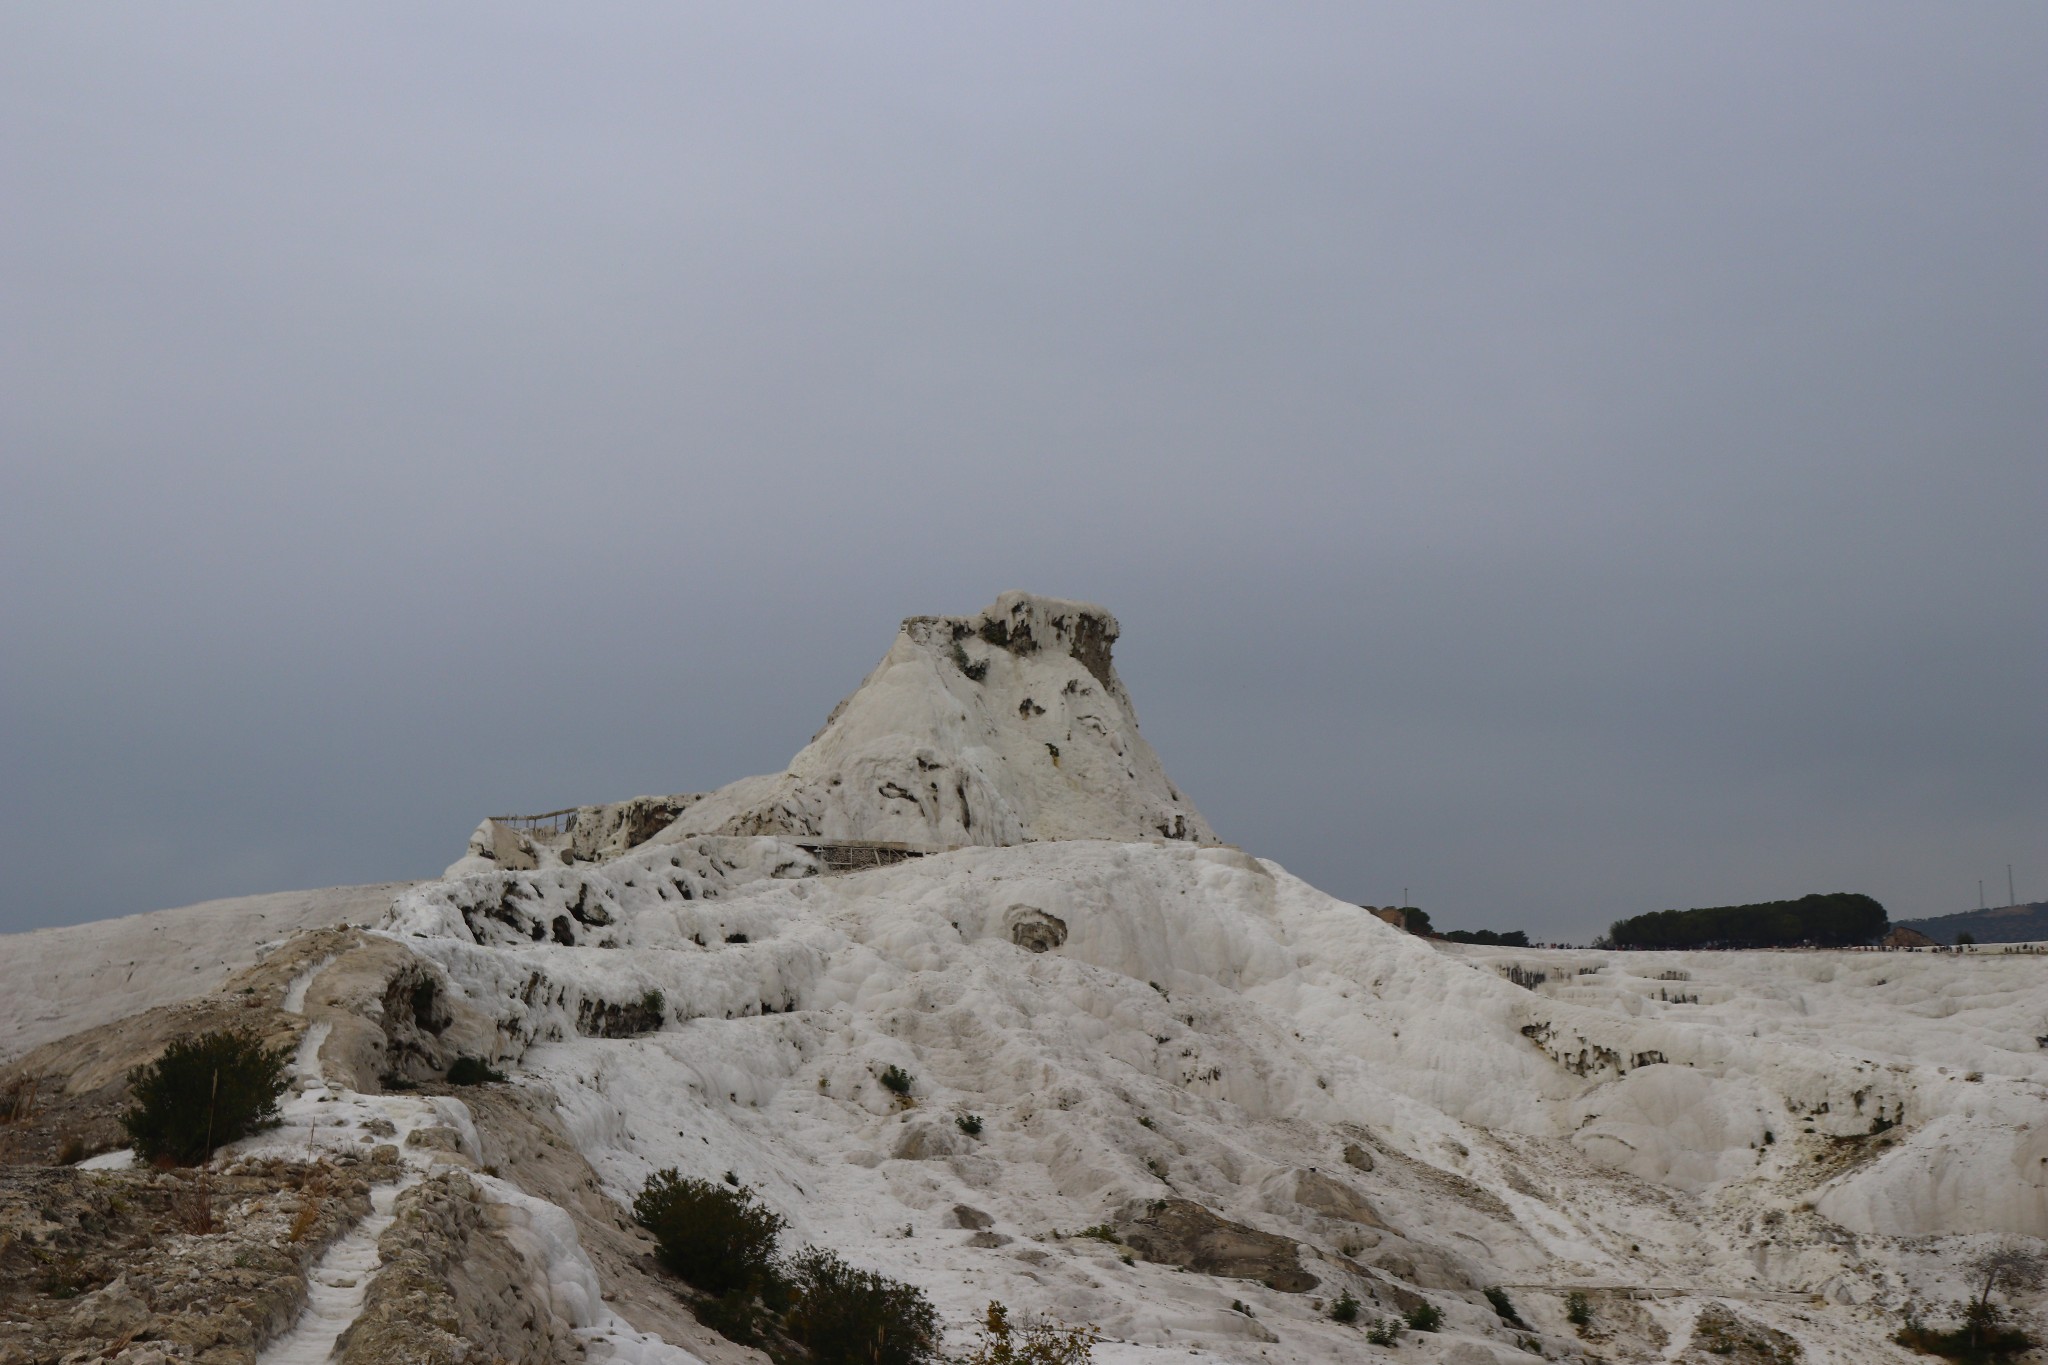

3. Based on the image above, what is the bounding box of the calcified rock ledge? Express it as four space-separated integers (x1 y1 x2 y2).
4 593 2044 1365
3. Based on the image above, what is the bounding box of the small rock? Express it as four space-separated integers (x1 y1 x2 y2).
66 1274 153 1340
1439 1345 1512 1365
405 1127 465 1152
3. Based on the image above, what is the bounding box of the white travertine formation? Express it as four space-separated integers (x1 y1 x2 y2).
9 593 2045 1364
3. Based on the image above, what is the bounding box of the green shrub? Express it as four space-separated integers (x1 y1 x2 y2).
640 988 666 1017
1330 1289 1360 1323
1076 1224 1119 1243
1364 1316 1402 1345
1485 1286 1526 1326
694 1287 766 1345
1442 929 1531 947
1566 1290 1593 1330
123 1028 289 1165
446 1056 505 1086
956 1113 983 1136
785 1247 939 1365
1895 1311 2032 1362
879 1065 915 1097
957 1300 1098 1364
1404 1301 1442 1332
633 1170 785 1296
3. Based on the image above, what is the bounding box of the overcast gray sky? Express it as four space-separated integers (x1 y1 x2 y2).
3 4 2042 942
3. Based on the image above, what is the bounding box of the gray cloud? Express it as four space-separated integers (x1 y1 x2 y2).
3 4 2042 940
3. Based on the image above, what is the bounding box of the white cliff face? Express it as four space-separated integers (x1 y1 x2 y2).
653 592 1217 850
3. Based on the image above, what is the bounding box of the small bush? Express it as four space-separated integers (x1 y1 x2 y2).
446 1056 505 1086
959 1300 1098 1365
879 1065 915 1096
1364 1316 1402 1346
633 1170 785 1296
1330 1289 1360 1323
695 1287 767 1345
2 1075 42 1126
123 1028 290 1165
34 1251 93 1299
957 1113 983 1136
1485 1286 1526 1326
1895 1314 2033 1362
1404 1301 1442 1332
640 988 666 1017
56 1134 87 1165
785 1246 939 1365
1076 1224 1119 1243
1566 1289 1593 1330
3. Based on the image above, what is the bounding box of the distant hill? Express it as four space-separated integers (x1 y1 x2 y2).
1895 901 2048 945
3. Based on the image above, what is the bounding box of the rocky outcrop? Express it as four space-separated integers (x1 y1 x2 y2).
1113 1197 1318 1292
447 795 711 878
638 592 1218 852
334 1171 577 1365
1678 1303 1802 1363
0 1153 386 1365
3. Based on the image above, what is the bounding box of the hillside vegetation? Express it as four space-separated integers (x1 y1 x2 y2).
1608 892 1886 949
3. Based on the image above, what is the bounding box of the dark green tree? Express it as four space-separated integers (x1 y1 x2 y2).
785 1247 940 1365
632 1170 786 1296
123 1028 291 1165
1609 893 1887 949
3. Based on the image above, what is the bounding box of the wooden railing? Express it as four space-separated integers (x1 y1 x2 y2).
488 808 581 835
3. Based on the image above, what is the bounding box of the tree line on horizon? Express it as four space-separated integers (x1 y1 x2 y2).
1605 892 1887 950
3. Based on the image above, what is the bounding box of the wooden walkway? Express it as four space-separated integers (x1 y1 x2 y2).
790 839 957 873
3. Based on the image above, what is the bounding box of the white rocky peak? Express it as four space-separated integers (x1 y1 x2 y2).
442 591 1211 879
650 590 1217 851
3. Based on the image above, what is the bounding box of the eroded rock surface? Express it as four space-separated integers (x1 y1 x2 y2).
0 1154 386 1365
334 1170 575 1365
1114 1197 1319 1293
